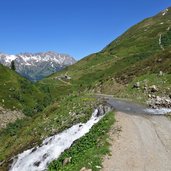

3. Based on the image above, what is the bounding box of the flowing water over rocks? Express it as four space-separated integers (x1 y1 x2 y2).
9 107 110 171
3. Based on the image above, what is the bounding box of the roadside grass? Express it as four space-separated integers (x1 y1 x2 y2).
48 111 115 171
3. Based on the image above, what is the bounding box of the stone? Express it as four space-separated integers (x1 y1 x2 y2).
133 82 140 89
169 94 171 99
147 96 171 108
96 105 112 117
80 167 92 171
157 58 162 62
33 161 41 167
159 71 163 76
148 94 152 98
63 157 72 166
149 85 158 92
144 86 148 91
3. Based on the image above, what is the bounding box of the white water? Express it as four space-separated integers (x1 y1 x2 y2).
10 109 103 171
144 108 171 115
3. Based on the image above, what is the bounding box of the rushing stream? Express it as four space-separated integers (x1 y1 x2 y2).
9 109 104 171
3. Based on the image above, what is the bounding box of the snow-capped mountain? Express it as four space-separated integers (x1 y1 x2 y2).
0 51 76 81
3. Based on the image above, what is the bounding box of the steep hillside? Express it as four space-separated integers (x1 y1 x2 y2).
103 7 171 56
0 64 49 115
0 51 76 81
39 7 171 101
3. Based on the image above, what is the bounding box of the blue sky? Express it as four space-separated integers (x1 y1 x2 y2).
0 0 171 59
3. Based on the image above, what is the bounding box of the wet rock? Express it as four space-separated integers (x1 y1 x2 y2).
63 157 72 166
31 147 37 153
33 161 41 167
43 153 49 160
96 105 112 117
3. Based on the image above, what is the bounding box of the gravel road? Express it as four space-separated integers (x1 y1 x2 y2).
102 112 171 171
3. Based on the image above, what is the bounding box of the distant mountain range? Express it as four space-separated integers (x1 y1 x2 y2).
0 51 76 81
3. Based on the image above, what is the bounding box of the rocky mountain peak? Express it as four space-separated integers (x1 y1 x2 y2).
0 51 76 81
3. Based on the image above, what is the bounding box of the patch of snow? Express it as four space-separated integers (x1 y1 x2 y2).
5 55 17 63
9 109 104 171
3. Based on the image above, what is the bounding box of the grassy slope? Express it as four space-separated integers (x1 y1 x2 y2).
39 7 171 102
0 64 50 116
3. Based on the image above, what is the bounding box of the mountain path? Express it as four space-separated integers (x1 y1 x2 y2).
101 112 171 171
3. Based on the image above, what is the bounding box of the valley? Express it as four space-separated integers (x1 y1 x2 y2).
0 6 171 171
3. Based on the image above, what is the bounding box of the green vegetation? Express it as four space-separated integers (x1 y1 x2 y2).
0 64 50 116
49 111 115 171
10 60 16 71
0 93 100 169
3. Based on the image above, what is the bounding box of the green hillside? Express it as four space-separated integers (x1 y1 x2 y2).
0 64 50 116
39 7 171 102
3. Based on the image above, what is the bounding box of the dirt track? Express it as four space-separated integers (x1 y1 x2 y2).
102 112 171 171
